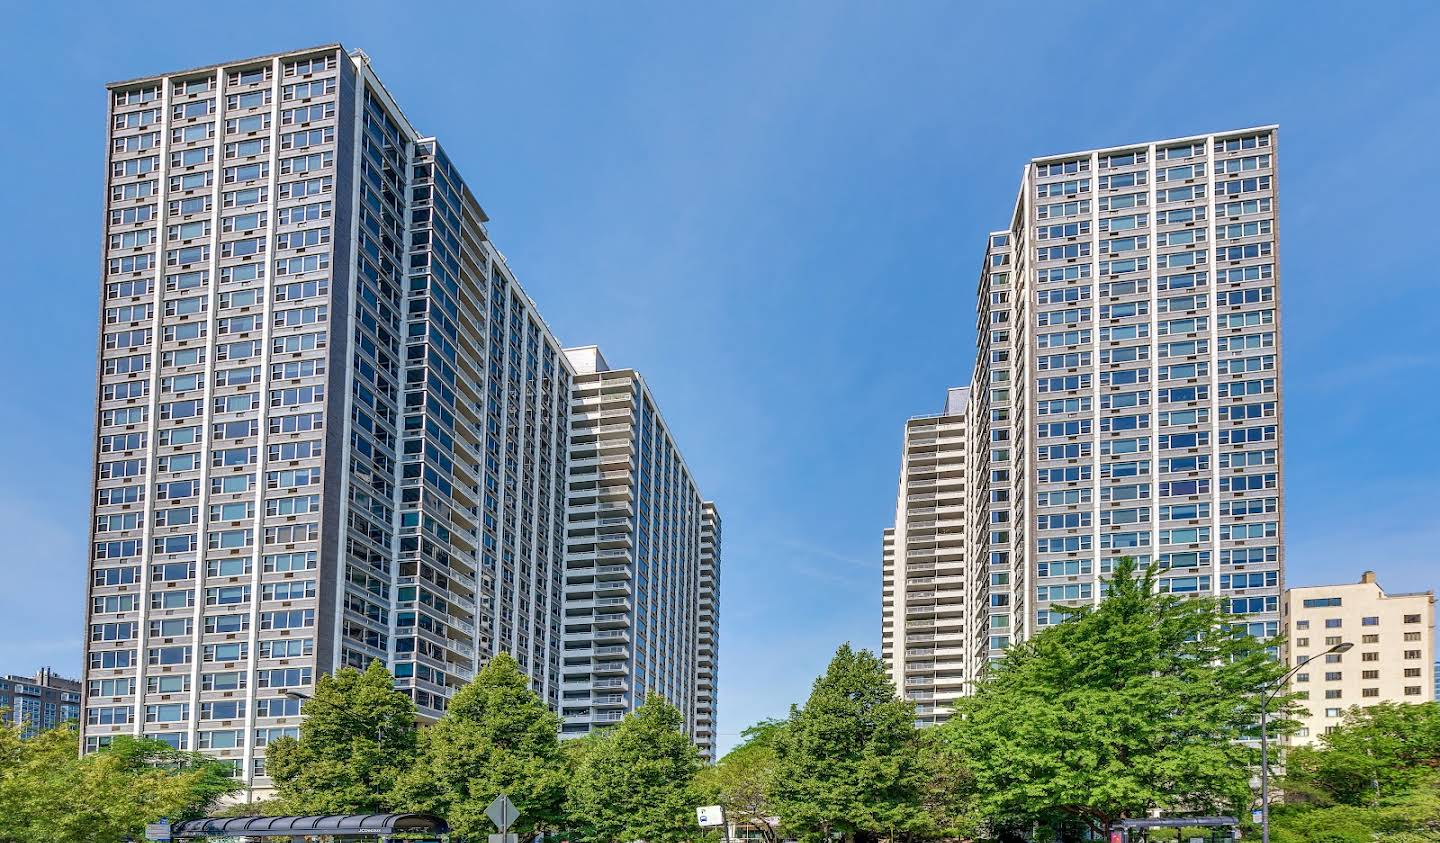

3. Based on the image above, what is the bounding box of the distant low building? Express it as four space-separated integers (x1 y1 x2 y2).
0 668 82 737
1284 571 1435 745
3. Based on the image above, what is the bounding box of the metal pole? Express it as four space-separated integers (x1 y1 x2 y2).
1256 641 1351 843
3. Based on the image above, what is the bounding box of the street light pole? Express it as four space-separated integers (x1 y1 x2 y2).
283 689 385 743
1259 640 1352 843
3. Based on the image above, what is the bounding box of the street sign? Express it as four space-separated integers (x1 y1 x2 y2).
697 805 725 828
487 794 520 831
145 820 172 842
489 835 519 843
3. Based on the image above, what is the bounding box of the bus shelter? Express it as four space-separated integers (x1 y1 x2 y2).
1109 816 1240 843
169 813 448 843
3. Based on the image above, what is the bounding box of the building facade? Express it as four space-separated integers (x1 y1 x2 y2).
885 127 1286 706
880 388 969 724
559 346 718 749
694 501 722 761
1 669 82 738
1284 572 1435 745
86 45 576 792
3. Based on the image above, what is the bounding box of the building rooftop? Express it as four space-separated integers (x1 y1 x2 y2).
107 43 344 88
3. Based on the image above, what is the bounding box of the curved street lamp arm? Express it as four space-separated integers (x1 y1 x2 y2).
1260 641 1351 709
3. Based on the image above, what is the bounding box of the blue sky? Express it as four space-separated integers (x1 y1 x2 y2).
1 1 1437 752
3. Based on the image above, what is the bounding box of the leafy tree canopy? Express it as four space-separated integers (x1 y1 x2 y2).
1283 702 1440 808
1270 781 1440 843
771 643 934 843
942 558 1292 835
392 652 567 837
265 659 417 814
699 718 787 843
0 722 238 843
566 693 704 843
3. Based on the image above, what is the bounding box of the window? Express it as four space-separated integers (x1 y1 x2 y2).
202 671 247 691
148 645 191 666
255 697 302 718
1325 618 1342 629
1404 614 1422 623
254 727 300 747
145 703 189 723
200 701 245 720
203 642 248 663
198 730 244 750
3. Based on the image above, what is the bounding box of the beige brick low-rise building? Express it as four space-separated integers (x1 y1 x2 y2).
1284 571 1435 745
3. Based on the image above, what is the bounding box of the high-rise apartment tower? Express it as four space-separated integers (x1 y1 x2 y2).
87 45 577 792
885 127 1285 715
559 347 719 756
694 501 722 761
880 388 969 723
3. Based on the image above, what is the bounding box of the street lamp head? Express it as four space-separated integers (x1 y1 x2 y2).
1330 642 1354 654
283 689 312 701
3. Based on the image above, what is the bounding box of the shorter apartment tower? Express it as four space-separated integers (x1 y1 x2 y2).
881 388 969 724
560 347 718 744
1 669 82 738
1284 571 1435 745
694 502 722 761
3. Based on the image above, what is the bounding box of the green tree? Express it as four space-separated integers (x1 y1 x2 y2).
0 722 238 843
771 644 932 843
566 693 704 843
943 558 1291 837
698 719 786 843
1270 782 1440 843
393 652 567 837
914 727 981 840
1283 702 1440 807
266 660 417 813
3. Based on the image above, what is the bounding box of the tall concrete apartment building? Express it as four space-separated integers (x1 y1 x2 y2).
1 669 82 738
694 501 722 760
559 347 720 759
85 44 725 792
884 128 1285 712
1284 572 1435 745
880 388 969 724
